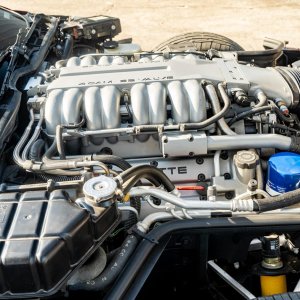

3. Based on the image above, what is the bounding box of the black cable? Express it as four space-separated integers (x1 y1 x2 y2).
228 106 272 126
228 105 294 126
273 107 294 123
248 119 299 135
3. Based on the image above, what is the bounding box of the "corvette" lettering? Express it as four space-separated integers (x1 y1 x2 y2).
159 166 187 175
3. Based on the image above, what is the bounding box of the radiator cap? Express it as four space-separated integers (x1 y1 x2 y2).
83 176 117 206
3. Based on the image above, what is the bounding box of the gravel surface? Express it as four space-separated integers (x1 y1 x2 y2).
1 0 300 51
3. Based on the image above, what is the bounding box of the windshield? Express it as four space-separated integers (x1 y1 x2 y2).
0 7 27 51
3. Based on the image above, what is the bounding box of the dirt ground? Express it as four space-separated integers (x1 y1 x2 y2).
1 0 300 51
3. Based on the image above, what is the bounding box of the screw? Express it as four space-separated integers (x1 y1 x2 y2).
224 173 231 180
152 198 161 206
197 174 206 181
225 192 234 200
188 135 194 142
189 152 194 157
163 137 168 143
248 179 258 191
150 161 158 167
196 157 204 165
220 151 229 160
234 262 240 269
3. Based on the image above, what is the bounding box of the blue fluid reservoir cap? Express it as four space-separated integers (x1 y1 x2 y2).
267 152 300 196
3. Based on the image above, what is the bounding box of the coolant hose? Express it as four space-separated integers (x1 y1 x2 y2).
123 174 162 195
29 139 45 161
69 234 139 291
255 188 300 212
92 154 132 171
115 165 176 193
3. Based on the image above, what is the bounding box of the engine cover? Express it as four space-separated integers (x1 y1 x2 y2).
0 190 119 298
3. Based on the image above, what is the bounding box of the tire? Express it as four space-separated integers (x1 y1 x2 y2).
152 32 244 52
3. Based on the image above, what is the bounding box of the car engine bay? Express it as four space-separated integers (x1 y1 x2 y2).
2 8 300 300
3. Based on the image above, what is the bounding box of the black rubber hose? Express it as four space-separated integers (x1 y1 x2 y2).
228 105 294 126
69 234 139 291
29 139 45 161
92 154 132 171
123 174 162 195
116 165 175 192
254 188 300 212
62 34 73 59
228 106 272 126
43 141 131 171
273 107 294 123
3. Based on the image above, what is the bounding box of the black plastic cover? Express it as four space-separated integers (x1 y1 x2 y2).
0 190 119 298
256 292 300 300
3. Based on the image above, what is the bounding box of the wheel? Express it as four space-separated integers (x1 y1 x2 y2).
152 32 244 52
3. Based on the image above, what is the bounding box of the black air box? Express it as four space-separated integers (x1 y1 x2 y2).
0 190 119 298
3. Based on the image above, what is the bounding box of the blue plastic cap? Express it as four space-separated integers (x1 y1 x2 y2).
267 152 300 195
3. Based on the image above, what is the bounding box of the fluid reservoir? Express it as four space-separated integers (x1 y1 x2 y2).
266 152 300 195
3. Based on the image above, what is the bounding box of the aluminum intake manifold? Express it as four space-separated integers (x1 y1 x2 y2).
44 53 294 138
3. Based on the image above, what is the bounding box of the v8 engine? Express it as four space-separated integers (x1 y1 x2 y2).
3 10 300 300
21 50 300 201
41 52 298 159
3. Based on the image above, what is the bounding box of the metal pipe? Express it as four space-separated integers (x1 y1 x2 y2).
183 83 231 130
214 150 221 176
129 187 254 212
254 88 268 108
137 211 211 232
208 261 256 299
207 134 292 151
56 125 66 159
117 206 139 219
21 107 44 161
13 109 35 167
208 85 236 135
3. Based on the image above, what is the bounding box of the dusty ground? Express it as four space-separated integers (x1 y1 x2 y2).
1 0 300 51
